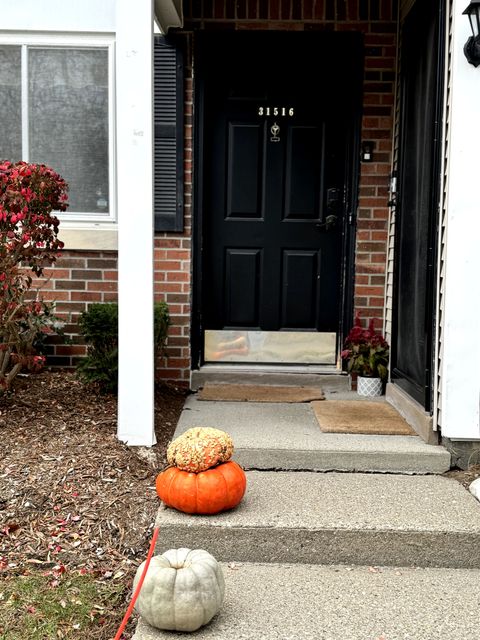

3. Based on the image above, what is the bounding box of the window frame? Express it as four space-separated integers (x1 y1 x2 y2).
0 32 116 224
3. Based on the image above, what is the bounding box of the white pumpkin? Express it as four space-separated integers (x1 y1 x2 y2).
133 548 225 632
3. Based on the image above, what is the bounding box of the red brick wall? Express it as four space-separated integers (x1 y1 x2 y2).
154 237 192 384
31 243 193 385
153 48 194 385
355 28 396 326
30 251 118 367
33 0 396 383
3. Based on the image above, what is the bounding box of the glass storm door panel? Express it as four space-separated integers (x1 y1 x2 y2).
198 32 362 365
392 0 443 409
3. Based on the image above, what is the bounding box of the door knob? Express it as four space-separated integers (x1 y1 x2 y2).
325 214 337 229
315 215 338 231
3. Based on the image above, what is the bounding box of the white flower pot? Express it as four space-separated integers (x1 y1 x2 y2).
357 376 383 397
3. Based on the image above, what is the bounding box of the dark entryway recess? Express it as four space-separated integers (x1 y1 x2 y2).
391 0 444 410
192 32 363 366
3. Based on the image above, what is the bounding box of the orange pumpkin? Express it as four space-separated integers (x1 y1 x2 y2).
156 461 247 515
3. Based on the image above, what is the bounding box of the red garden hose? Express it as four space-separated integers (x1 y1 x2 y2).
113 526 160 640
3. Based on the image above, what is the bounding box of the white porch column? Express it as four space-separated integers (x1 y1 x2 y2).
441 0 480 439
116 0 156 445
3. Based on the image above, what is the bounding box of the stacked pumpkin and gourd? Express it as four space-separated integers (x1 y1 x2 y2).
134 428 246 632
156 426 247 514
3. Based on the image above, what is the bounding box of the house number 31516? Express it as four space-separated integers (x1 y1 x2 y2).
258 106 294 116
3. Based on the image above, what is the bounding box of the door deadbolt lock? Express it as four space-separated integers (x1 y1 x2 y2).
326 188 341 210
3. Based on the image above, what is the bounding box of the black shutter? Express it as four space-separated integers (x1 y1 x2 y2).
154 35 184 232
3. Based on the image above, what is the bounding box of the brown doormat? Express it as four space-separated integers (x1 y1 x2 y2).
311 400 416 436
198 383 325 403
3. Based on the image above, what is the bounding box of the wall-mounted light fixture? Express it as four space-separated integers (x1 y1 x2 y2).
361 141 374 162
463 1 480 67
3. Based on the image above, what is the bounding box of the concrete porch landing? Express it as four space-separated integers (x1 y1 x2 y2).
134 563 480 640
175 394 450 474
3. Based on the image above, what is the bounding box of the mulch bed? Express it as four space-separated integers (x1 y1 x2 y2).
445 465 480 489
0 369 188 638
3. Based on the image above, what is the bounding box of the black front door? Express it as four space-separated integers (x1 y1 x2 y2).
196 32 362 364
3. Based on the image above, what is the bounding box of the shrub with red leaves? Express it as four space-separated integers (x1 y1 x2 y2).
0 161 68 392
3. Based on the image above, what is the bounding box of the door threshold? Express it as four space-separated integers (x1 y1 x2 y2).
190 364 346 392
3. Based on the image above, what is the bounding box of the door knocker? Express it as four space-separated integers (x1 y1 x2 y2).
270 122 280 143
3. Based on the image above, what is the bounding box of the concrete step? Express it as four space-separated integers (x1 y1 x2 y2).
175 396 451 474
133 562 480 640
154 471 480 569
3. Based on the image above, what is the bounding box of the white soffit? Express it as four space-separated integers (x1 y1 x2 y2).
154 0 183 32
